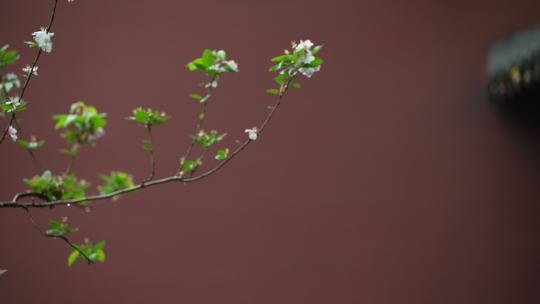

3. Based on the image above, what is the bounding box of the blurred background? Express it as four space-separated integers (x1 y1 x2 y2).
1 0 540 303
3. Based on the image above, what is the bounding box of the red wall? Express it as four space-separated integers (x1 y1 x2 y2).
1 0 540 303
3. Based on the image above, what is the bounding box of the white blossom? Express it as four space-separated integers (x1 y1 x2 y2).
299 66 321 78
22 65 38 76
8 126 17 142
208 64 221 72
299 53 315 64
28 141 39 149
68 0 75 2
226 60 239 72
208 80 218 88
295 40 314 52
245 127 258 141
88 127 105 142
32 28 54 53
216 50 226 59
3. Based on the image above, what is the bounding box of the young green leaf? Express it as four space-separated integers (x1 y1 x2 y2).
266 88 280 95
127 107 170 127
23 170 89 201
189 93 203 101
46 219 78 237
215 148 229 160
182 159 201 171
98 171 135 195
67 250 79 267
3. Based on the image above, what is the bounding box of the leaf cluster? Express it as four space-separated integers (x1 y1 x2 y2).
192 129 226 149
98 171 135 194
215 148 229 160
267 42 324 94
18 137 45 151
0 45 19 69
181 159 202 172
127 107 170 128
68 240 106 267
23 170 89 201
270 44 323 74
46 219 78 237
0 98 26 113
53 101 107 145
187 49 239 76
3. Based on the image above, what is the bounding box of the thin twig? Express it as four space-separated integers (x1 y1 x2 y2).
0 0 59 145
0 79 294 209
143 126 156 183
22 208 93 264
65 154 76 175
177 76 216 175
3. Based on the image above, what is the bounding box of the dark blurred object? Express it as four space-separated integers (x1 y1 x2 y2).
488 26 540 106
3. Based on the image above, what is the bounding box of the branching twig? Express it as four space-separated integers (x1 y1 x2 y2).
0 0 59 145
177 75 216 175
22 208 93 265
0 79 294 209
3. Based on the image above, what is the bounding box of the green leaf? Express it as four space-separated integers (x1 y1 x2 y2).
95 249 106 262
271 54 292 62
189 93 202 101
202 49 216 67
0 45 19 68
142 140 153 151
266 88 280 95
52 102 107 145
127 107 170 127
215 149 229 160
186 62 198 71
274 75 286 85
94 240 106 251
99 171 135 194
309 58 324 67
311 44 324 56
291 82 301 89
182 159 201 171
68 250 80 267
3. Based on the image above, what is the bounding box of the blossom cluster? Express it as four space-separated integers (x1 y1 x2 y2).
294 40 322 78
270 39 324 79
31 28 54 53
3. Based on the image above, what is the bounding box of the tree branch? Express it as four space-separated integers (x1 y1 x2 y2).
22 207 93 265
0 0 59 145
0 79 293 209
